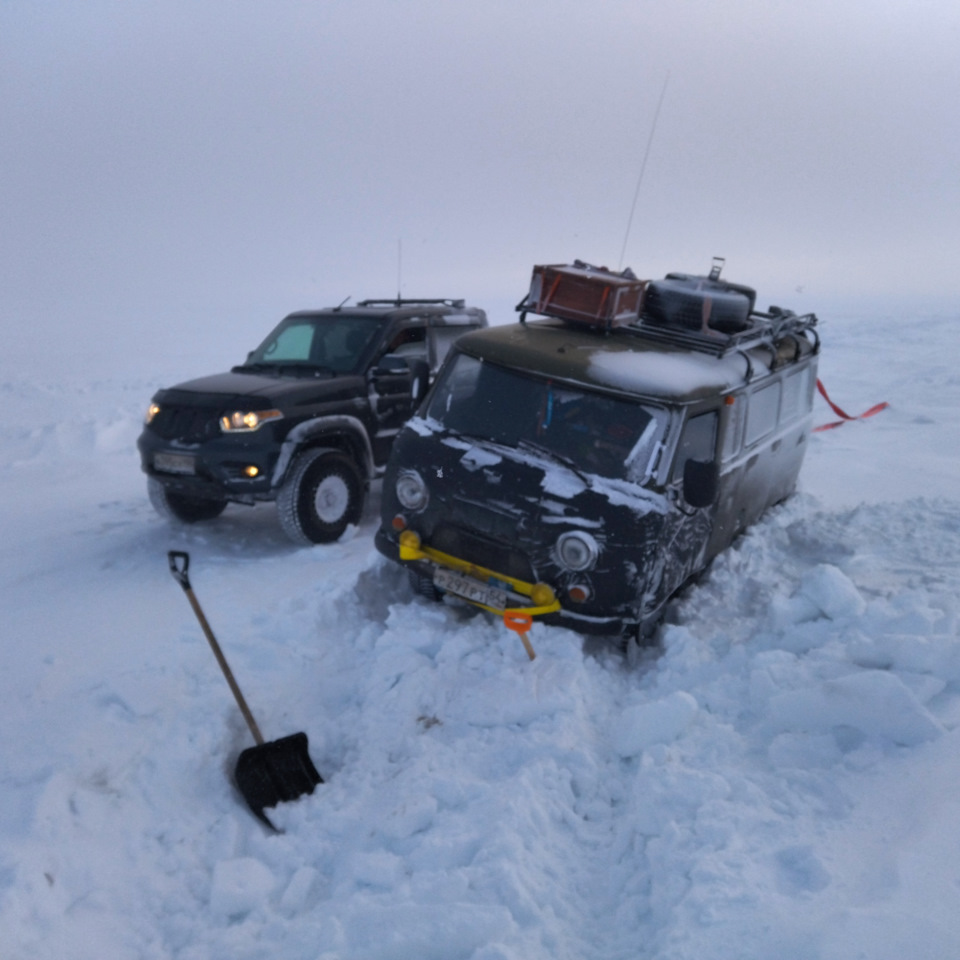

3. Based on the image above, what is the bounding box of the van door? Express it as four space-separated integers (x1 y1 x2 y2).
655 409 719 609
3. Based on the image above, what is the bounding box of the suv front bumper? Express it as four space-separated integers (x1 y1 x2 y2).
137 429 279 501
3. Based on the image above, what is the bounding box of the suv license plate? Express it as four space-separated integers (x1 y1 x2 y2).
154 452 196 475
434 568 508 611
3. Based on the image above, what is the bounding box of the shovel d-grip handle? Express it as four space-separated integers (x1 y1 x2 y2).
503 610 536 661
167 551 265 746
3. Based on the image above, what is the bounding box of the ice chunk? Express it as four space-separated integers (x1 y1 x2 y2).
209 857 275 920
768 670 944 747
613 691 699 757
798 564 866 620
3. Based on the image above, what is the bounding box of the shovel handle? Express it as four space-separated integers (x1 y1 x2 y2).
168 551 265 746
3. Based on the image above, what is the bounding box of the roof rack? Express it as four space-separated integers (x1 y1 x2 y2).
356 298 466 309
624 309 819 358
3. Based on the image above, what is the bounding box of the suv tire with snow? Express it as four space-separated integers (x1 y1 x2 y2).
147 477 228 523
277 449 364 544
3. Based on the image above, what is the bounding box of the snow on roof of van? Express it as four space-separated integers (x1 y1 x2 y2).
456 319 759 402
587 347 750 398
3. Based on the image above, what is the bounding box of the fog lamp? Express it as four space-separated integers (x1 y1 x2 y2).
568 584 592 604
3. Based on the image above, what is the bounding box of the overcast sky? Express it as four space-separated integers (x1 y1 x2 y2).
3 0 959 369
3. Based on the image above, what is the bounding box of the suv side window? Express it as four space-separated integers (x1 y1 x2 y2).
387 324 428 361
672 410 718 481
430 326 477 368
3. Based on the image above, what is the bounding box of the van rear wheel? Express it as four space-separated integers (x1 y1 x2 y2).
277 449 365 544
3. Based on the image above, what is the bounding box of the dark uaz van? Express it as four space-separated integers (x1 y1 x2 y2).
375 260 819 647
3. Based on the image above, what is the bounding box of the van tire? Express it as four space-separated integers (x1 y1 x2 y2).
409 568 443 602
277 448 364 544
147 477 227 523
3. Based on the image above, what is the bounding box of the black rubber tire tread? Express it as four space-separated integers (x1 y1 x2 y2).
276 448 365 545
408 567 443 603
147 477 227 523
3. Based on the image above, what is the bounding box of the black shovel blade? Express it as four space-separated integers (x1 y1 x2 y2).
234 732 323 829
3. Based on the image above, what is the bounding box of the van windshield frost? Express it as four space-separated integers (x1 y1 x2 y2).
427 353 667 481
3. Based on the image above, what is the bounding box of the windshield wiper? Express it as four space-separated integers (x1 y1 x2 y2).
516 438 591 486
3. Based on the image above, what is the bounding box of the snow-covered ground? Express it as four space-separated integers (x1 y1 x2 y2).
2 311 959 959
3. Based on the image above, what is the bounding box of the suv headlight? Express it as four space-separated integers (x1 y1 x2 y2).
220 409 283 433
396 469 429 512
556 531 599 572
145 403 161 425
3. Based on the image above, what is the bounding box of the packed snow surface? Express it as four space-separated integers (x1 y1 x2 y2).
2 314 960 959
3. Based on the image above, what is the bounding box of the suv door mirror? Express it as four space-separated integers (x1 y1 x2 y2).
374 354 410 376
683 458 719 508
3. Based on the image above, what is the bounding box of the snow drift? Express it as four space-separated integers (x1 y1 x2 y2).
2 314 960 959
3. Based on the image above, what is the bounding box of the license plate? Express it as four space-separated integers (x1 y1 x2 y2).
154 452 196 475
434 567 509 610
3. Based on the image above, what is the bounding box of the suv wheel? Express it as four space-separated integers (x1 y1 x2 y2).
277 448 364 544
147 477 227 523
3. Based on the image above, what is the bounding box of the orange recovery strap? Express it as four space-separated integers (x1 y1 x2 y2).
813 379 889 432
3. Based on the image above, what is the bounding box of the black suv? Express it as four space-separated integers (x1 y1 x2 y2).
138 298 487 543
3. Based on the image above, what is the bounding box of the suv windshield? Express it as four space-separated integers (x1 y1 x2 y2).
426 353 667 481
240 315 384 375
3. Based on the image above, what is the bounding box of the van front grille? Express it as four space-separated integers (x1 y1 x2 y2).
430 524 536 584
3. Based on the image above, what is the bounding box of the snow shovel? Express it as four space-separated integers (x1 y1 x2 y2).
167 551 322 829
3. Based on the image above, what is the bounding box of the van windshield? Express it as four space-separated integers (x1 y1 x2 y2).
427 353 667 481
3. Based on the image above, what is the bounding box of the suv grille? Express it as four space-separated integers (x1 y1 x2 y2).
430 524 535 584
150 405 222 443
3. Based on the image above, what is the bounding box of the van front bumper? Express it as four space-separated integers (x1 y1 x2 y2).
375 527 626 637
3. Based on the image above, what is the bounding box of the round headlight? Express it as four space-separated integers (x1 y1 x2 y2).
556 531 599 572
396 469 429 512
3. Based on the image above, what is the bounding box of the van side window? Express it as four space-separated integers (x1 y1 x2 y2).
744 381 781 446
780 367 810 423
673 411 718 481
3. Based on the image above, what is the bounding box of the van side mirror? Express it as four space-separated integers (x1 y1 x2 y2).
683 458 719 508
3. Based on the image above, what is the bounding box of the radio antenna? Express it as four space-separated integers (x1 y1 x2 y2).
618 71 670 271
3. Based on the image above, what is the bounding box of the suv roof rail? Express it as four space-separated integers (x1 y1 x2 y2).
357 298 466 309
